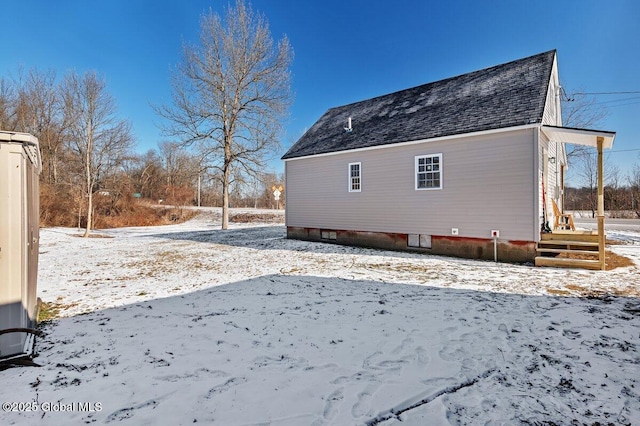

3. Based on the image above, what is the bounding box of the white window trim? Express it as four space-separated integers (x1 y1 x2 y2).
415 153 442 191
348 162 362 192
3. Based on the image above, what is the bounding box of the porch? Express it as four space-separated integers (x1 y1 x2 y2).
535 230 601 270
535 126 615 270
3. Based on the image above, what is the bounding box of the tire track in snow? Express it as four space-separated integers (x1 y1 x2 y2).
365 368 497 425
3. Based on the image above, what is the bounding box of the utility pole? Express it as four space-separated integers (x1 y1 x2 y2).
197 173 201 207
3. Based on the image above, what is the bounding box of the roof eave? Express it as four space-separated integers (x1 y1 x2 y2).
283 123 541 161
541 125 616 149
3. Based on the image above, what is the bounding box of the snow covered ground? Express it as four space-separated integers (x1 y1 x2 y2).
2 210 639 425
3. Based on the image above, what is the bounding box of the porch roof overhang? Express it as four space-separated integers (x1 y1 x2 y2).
541 125 616 149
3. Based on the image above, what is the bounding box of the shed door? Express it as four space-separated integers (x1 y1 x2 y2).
26 152 39 325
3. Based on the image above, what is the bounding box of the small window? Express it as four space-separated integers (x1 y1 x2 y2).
321 230 337 240
415 154 442 190
408 234 432 248
349 162 361 192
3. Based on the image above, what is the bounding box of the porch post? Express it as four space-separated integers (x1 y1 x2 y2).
597 137 605 270
560 164 565 213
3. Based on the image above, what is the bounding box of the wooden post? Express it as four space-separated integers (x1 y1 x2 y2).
597 137 605 270
560 164 565 213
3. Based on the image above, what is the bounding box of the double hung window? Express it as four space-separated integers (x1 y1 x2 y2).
415 154 442 190
349 162 361 192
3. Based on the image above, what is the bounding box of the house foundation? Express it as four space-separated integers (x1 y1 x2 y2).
287 227 536 263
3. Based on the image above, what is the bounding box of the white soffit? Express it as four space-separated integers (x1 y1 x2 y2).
541 125 615 149
0 131 39 145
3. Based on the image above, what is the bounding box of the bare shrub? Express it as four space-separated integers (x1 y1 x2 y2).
40 183 78 227
230 213 284 223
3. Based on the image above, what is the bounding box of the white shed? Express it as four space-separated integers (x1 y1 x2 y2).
0 131 42 363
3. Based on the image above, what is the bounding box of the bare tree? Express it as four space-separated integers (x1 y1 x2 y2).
604 164 622 212
156 0 293 229
128 150 165 200
159 141 199 189
561 87 608 163
574 149 598 217
572 147 620 217
257 172 283 209
14 68 67 184
159 141 182 188
562 88 608 129
0 77 17 129
62 71 134 237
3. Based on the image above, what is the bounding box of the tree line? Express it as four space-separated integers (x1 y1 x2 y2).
565 156 640 218
0 1 289 235
0 67 285 231
562 87 640 218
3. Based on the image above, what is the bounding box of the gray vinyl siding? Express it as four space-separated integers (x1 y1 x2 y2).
538 132 549 222
539 131 563 230
539 60 564 221
285 128 536 241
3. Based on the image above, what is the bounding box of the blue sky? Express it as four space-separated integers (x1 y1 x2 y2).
1 0 639 184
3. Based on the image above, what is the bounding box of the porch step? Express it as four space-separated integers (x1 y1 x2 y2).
540 232 599 243
537 240 599 250
534 256 602 270
535 248 599 256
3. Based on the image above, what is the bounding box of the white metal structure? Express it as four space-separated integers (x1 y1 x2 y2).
0 131 42 361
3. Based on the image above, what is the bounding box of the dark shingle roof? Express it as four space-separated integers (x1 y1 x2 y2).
282 50 555 160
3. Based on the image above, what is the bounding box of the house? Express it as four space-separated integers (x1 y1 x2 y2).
281 51 615 268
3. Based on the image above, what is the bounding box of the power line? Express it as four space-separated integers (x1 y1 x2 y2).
572 148 640 156
596 96 640 104
588 96 640 108
609 148 640 153
573 91 640 95
591 99 640 109
561 89 640 106
606 101 640 109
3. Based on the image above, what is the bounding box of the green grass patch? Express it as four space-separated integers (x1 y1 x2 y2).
37 300 61 323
